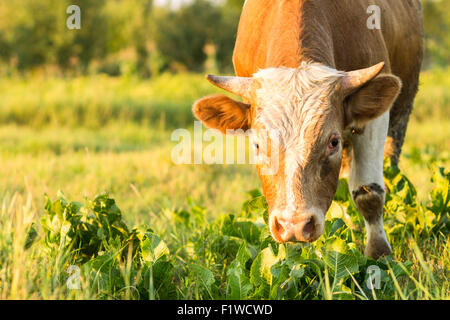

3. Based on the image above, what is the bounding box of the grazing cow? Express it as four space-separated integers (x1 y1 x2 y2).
193 0 423 259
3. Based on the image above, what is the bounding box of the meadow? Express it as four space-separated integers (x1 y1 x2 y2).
0 68 448 299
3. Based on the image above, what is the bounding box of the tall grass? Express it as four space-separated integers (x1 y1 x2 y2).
0 73 222 129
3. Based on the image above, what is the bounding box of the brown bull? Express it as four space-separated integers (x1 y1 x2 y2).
193 0 424 259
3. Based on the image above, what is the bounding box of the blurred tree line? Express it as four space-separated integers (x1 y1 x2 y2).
0 0 448 77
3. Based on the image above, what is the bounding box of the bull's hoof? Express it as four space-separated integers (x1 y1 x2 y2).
352 184 392 259
365 238 392 260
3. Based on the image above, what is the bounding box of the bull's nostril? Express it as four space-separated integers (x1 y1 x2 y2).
273 216 284 235
302 216 316 240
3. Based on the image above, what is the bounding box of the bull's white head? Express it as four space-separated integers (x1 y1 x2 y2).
193 62 401 243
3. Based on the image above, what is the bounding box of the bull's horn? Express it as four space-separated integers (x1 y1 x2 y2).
341 62 385 95
206 75 252 99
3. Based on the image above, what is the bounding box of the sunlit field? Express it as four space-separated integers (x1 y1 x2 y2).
0 69 448 299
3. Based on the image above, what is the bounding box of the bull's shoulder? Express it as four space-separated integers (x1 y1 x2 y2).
233 0 305 75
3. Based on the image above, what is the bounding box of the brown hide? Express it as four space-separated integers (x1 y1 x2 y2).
233 0 424 165
233 0 423 80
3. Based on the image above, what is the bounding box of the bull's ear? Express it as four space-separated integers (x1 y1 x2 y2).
192 94 250 134
344 74 402 128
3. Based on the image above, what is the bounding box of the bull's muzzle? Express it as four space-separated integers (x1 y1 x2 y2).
269 209 324 243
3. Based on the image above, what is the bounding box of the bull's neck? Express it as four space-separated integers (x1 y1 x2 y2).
233 0 335 76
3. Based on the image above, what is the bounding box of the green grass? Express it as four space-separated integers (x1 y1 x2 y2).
1 164 448 300
0 68 448 299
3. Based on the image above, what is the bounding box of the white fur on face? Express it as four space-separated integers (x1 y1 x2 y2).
252 62 344 213
253 62 343 165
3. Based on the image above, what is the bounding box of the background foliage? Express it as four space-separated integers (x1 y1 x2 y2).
0 0 242 75
0 0 449 75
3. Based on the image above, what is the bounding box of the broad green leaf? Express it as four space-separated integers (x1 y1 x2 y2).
227 268 253 300
190 264 215 291
290 264 305 279
322 238 359 280
140 233 170 263
235 241 252 267
250 246 283 286
232 220 262 244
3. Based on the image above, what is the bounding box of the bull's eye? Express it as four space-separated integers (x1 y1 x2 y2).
331 138 339 148
327 135 340 155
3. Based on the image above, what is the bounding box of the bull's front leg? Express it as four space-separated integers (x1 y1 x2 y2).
348 112 392 259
